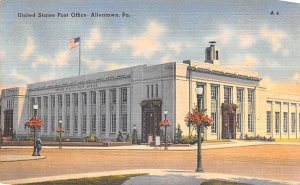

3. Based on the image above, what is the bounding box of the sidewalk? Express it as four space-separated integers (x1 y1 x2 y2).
2 169 298 185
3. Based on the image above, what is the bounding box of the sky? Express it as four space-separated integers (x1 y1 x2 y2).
0 0 299 95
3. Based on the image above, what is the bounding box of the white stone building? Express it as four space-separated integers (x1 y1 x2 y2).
1 43 300 141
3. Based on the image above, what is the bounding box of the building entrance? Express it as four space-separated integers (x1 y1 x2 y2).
140 99 162 143
4 109 13 136
221 103 237 139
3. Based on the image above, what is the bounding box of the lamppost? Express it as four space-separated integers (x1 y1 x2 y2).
132 124 137 144
32 104 39 156
196 86 204 172
57 120 64 149
163 109 168 150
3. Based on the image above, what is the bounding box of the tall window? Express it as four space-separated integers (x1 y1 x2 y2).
275 112 280 133
121 89 127 103
74 94 78 106
237 89 243 103
91 114 96 132
224 87 232 104
248 89 254 103
66 94 70 107
100 90 106 104
111 89 116 104
66 115 70 132
43 96 48 132
248 113 254 132
111 114 116 133
74 115 78 132
147 85 149 98
155 84 158 97
151 85 154 97
291 113 296 133
283 112 288 133
91 91 96 105
237 113 242 132
58 95 62 107
211 85 218 133
237 89 243 133
121 114 128 133
82 93 87 106
82 115 87 132
267 111 271 133
101 114 106 133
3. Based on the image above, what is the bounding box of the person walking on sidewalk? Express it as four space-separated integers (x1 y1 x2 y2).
36 137 42 156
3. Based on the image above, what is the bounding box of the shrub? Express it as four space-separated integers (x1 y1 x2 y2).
116 131 125 142
125 133 131 142
83 135 100 142
180 135 198 144
175 124 183 144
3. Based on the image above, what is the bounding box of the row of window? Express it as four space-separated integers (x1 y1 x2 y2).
267 111 299 134
146 84 159 98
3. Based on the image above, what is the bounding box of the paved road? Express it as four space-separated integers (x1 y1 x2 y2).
0 144 299 182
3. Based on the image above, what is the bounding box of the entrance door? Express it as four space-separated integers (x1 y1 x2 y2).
221 103 237 139
141 99 162 143
4 110 13 136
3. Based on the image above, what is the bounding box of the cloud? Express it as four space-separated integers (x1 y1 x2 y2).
260 25 287 52
0 49 5 60
128 22 166 59
106 63 132 71
83 58 103 70
110 42 121 52
21 37 35 59
204 25 233 45
160 55 173 64
40 73 56 81
32 50 69 68
293 71 300 81
0 84 16 92
11 69 33 84
261 76 300 95
239 34 256 48
168 42 182 53
227 55 258 70
86 28 102 49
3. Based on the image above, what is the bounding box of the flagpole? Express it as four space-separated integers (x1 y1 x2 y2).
79 37 81 76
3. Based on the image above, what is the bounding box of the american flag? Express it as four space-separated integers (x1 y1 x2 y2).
69 37 80 49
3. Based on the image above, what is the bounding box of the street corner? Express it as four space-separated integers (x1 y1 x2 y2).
0 154 46 162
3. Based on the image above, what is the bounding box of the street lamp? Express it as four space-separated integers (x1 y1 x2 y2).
163 109 168 150
58 120 63 149
196 85 204 173
132 124 137 144
32 104 39 156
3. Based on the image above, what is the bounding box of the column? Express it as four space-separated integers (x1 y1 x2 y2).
54 95 58 133
127 87 131 134
47 96 51 135
244 88 248 136
77 93 82 136
62 94 66 129
96 90 100 138
287 103 290 139
219 84 224 140
116 88 120 134
280 102 283 139
86 91 91 136
70 93 74 136
232 86 237 105
105 89 110 138
204 83 211 140
41 96 44 135
271 101 275 138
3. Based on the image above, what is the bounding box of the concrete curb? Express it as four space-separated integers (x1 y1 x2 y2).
0 155 46 162
1 169 298 185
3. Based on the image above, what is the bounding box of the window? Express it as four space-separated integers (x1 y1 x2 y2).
58 95 62 107
111 89 116 104
224 87 232 104
66 94 70 107
151 85 154 97
248 89 254 103
51 96 55 108
216 50 219 60
66 115 70 132
248 113 254 132
291 113 296 133
74 94 78 106
51 115 55 131
283 112 288 133
111 114 116 133
237 89 243 103
82 93 87 106
211 112 217 133
121 114 128 133
43 115 48 132
101 114 106 133
121 89 127 103
211 86 218 100
147 85 149 98
92 114 96 132
267 111 271 133
237 113 242 132
91 91 96 105
82 115 87 132
74 115 78 132
275 112 280 133
100 90 106 104
155 84 158 97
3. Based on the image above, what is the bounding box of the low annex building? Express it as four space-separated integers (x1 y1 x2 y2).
1 43 300 142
